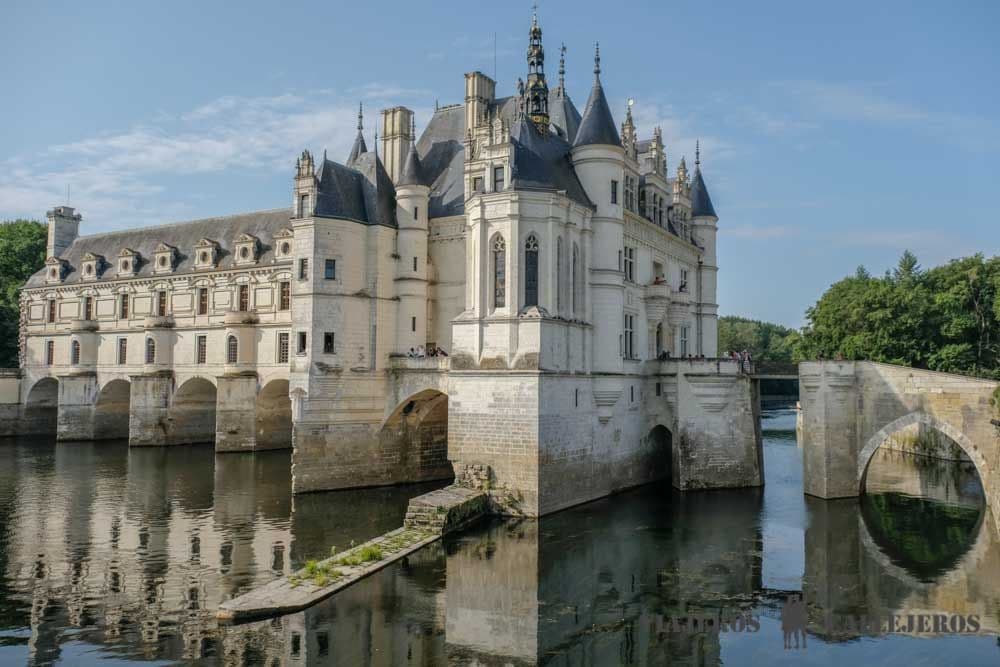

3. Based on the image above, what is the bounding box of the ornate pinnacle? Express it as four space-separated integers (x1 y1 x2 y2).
695 140 701 168
594 42 601 78
357 102 363 131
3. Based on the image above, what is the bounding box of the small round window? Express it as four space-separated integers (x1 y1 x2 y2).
84 264 93 275
200 251 209 263
49 269 57 278
121 261 129 271
240 246 250 259
281 241 291 255
158 256 167 267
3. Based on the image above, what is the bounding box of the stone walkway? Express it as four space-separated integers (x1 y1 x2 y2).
217 485 487 623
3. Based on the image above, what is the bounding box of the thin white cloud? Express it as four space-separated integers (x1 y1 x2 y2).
725 224 798 240
0 86 433 228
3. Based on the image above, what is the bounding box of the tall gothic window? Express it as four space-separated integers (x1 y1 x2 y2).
524 235 539 308
492 235 506 309
227 335 238 364
572 243 580 315
556 238 564 313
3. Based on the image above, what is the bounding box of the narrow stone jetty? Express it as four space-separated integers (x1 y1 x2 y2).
217 485 487 623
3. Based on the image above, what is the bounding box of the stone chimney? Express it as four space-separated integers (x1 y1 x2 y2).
380 106 415 184
46 206 81 258
464 71 496 133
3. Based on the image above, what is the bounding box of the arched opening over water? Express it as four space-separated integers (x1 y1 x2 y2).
647 424 674 486
94 379 131 440
381 389 452 482
859 414 986 583
23 377 58 434
168 377 217 445
255 379 292 450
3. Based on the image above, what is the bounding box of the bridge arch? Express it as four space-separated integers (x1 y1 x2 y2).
857 411 990 501
379 389 452 481
94 378 131 440
23 377 58 434
647 424 675 486
255 379 292 449
168 376 218 445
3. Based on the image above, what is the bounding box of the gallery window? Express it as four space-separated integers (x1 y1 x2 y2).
524 235 539 307
145 338 156 364
46 340 54 366
323 332 335 354
279 282 291 310
492 236 506 309
278 332 289 363
119 295 129 320
47 299 56 323
198 288 209 315
71 340 80 365
157 291 167 317
196 335 207 364
227 335 238 364
117 338 127 365
83 296 93 321
238 285 249 312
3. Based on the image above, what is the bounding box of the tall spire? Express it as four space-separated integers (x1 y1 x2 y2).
524 8 549 134
558 43 566 93
573 40 620 148
689 142 717 218
347 101 367 165
695 140 701 168
398 116 424 187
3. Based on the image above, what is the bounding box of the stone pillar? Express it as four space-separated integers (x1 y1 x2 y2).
800 362 859 498
56 373 99 441
129 373 173 447
0 371 21 437
802 496 865 640
216 374 258 452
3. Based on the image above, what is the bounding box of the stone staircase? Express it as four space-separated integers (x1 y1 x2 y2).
404 485 488 535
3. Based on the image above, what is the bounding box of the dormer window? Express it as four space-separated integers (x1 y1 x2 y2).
81 252 104 281
234 233 260 267
44 257 66 284
193 238 219 270
118 248 139 278
153 243 177 275
273 228 294 261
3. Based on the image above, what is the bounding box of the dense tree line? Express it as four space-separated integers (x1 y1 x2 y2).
794 251 1000 378
717 316 798 361
0 220 47 368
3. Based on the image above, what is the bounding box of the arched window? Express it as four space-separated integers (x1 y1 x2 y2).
572 243 580 316
71 340 80 365
492 235 506 309
524 235 539 308
145 338 156 364
227 335 238 364
556 238 564 313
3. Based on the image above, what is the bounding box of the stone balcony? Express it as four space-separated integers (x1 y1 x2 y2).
224 310 260 326
143 315 175 329
643 282 671 323
69 318 99 333
667 288 691 326
388 355 450 372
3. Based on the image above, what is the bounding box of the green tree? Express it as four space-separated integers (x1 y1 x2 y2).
796 251 1000 378
0 220 47 367
717 316 798 361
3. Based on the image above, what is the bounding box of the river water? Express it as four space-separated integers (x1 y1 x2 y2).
1 402 998 665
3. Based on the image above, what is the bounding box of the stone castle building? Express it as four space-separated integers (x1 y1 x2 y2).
5 15 761 516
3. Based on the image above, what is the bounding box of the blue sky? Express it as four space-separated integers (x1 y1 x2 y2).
2 0 997 327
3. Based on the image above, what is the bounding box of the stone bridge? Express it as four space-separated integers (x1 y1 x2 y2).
799 361 1000 534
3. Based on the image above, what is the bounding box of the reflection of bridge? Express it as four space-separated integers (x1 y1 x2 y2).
800 361 1000 535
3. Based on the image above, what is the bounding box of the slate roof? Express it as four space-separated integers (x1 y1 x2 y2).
397 142 424 187
313 152 398 227
549 89 582 143
509 116 592 208
689 166 717 218
347 129 367 166
574 76 620 147
25 208 293 288
415 104 466 218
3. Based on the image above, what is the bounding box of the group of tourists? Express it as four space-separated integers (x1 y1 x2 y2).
406 345 448 359
725 349 753 373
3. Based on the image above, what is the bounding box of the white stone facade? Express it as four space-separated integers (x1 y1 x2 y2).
10 15 758 516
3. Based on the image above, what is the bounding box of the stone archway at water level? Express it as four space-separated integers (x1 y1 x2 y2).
256 379 292 450
94 379 131 440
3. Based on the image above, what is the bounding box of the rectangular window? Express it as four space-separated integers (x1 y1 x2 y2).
630 386 634 402
46 340 54 366
196 335 207 364
680 268 689 292
414 206 419 220
119 295 129 320
198 288 209 315
680 325 690 357
278 332 289 363
413 256 418 272
71 340 80 365
574 388 579 407
323 332 335 354
157 291 167 316
656 382 661 397
47 299 56 323
145 338 156 364
117 338 127 365
411 316 416 332
472 176 484 193
299 193 309 217
324 259 336 280
83 297 93 321
624 313 634 360
297 332 307 355
611 179 619 204
493 165 504 192
279 282 290 310
238 285 249 312
624 246 635 282
299 258 309 280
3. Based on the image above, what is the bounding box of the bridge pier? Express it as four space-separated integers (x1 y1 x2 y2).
216 375 258 452
56 374 99 441
128 374 173 446
799 361 859 498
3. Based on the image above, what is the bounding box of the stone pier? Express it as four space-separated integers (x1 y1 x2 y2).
216 374 258 452
56 374 99 441
128 373 173 446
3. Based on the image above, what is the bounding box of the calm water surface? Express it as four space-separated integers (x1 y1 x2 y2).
1 402 998 665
